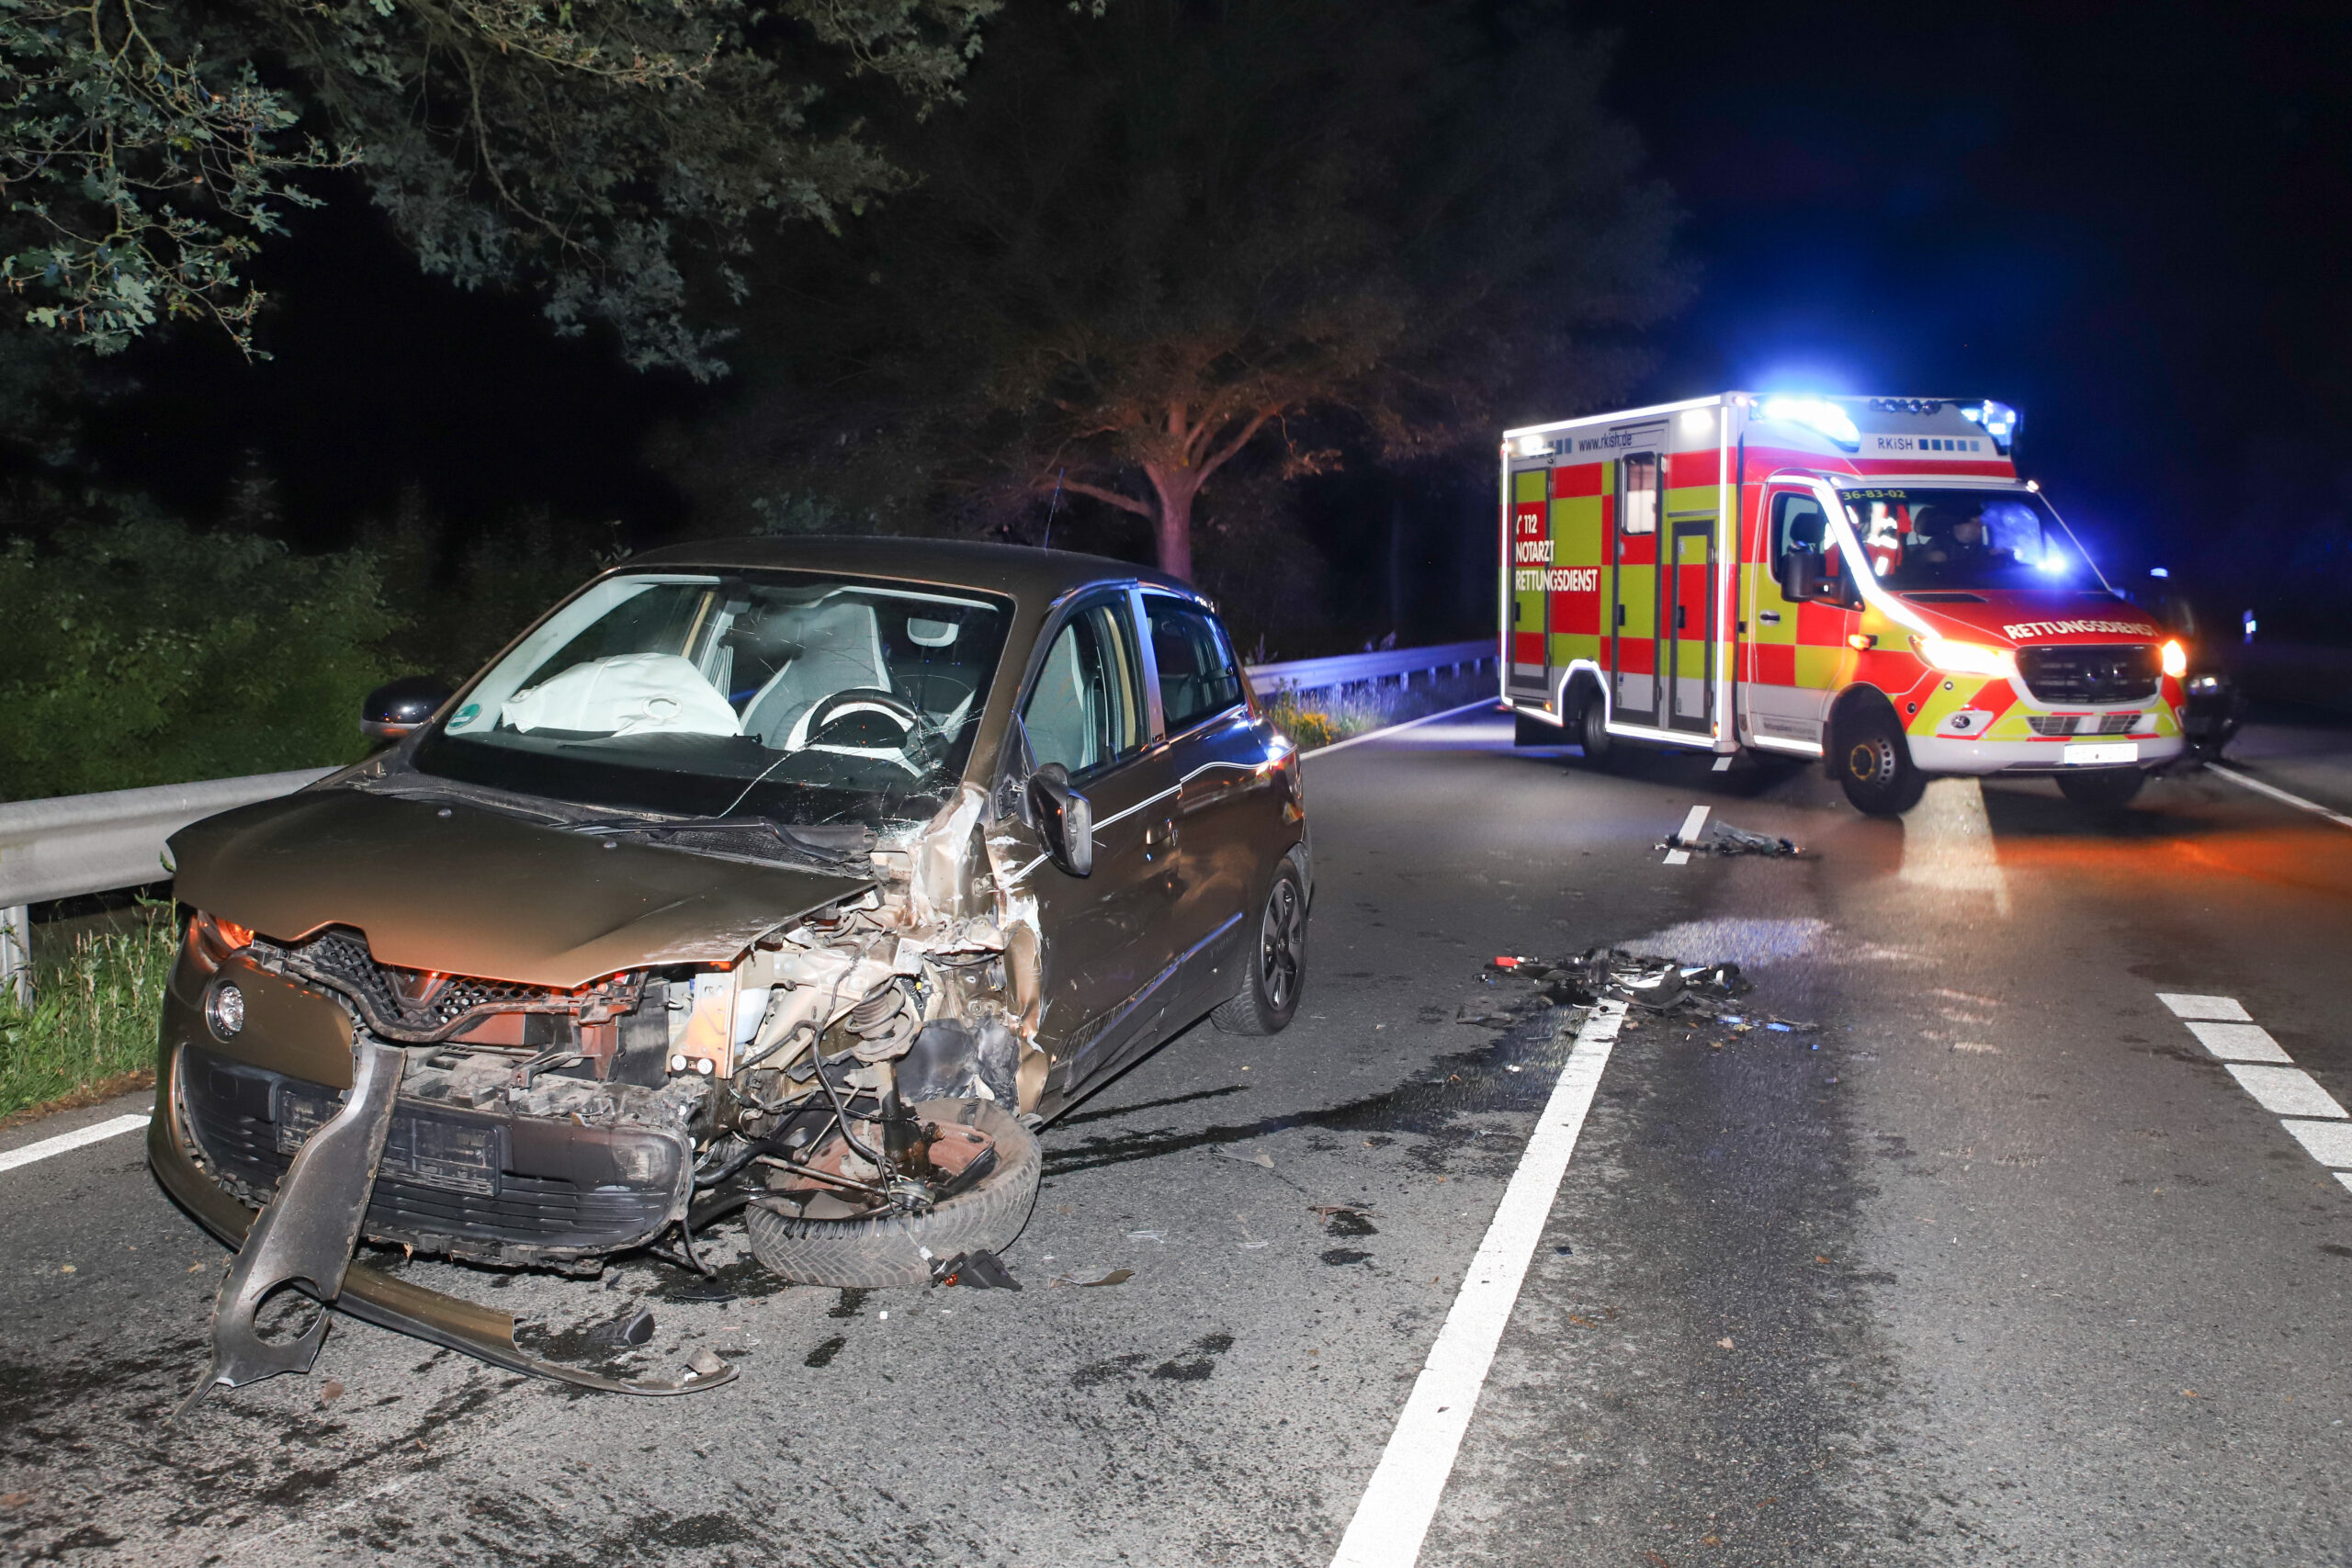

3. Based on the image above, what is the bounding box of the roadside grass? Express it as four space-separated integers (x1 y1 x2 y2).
1259 668 1494 751
0 904 175 1123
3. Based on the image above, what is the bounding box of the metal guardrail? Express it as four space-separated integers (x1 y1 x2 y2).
1246 639 1495 696
0 640 1498 1002
0 768 336 1004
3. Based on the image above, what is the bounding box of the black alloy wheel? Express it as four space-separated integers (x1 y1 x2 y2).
1575 685 1613 766
1212 860 1306 1035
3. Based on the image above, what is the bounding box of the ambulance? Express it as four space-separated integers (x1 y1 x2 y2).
1498 393 2187 815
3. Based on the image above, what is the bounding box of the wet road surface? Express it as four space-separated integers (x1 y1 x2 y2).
2 707 2348 1566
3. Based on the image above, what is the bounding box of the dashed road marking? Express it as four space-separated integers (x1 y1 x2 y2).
1329 998 1627 1568
0 1112 150 1176
1899 779 2011 917
2158 993 2253 1021
1662 805 1708 864
2280 1120 2352 1167
2162 993 2352 1188
2184 1021 2292 1063
2224 1065 2349 1121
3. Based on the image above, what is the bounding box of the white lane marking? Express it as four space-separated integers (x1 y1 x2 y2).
1661 805 1708 864
0 1112 150 1176
2157 992 2252 1021
2222 1064 2349 1121
1329 999 1627 1568
1301 698 1499 761
1898 778 2011 917
2205 762 2352 832
2338 1173 2352 1195
2279 1119 2352 1168
2184 1021 2292 1063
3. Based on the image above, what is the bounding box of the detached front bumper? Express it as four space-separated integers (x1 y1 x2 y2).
1907 731 2186 775
151 963 730 1395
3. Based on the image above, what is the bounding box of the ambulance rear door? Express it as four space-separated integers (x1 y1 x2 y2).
1506 458 1550 703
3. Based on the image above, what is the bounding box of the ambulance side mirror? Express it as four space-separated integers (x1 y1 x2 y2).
1781 548 1859 609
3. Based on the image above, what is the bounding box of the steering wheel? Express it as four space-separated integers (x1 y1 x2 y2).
786 687 926 752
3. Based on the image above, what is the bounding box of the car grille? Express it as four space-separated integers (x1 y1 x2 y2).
2014 644 2161 705
251 927 642 1043
2026 713 2142 738
179 1044 677 1257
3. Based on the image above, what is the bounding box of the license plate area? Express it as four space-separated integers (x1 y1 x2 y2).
275 1084 503 1196
2062 741 2139 766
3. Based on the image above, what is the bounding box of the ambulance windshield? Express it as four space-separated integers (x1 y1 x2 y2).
1839 488 2085 591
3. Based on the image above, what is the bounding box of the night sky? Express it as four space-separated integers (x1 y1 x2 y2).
76 2 2352 612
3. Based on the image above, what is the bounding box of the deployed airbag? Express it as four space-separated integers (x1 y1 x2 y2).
503 653 741 739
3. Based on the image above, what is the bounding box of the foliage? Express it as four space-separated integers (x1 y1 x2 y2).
1256 665 1489 753
0 0 1016 370
878 0 1685 577
0 0 351 355
364 491 615 678
0 502 401 798
0 901 175 1121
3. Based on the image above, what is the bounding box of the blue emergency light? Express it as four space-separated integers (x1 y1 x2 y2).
1961 400 2020 455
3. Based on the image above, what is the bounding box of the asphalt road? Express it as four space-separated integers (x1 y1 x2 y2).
3 709 2349 1567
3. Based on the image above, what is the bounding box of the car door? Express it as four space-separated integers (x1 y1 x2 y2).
1140 592 1282 1022
1011 592 1183 1100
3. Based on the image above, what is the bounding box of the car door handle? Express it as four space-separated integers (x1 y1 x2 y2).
1676 605 1687 630
1759 611 1782 624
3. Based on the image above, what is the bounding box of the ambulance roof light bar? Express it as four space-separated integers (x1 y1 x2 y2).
1960 399 2020 455
1757 396 1860 451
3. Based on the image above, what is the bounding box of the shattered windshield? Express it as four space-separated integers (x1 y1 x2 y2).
411 571 1012 824
1839 488 2092 591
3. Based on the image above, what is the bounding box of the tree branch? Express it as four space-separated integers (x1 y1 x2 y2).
1053 477 1157 518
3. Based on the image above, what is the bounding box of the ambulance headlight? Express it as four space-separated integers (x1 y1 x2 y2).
1910 634 2018 679
2160 639 2188 678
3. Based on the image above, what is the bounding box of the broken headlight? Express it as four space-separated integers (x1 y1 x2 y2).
183 911 254 976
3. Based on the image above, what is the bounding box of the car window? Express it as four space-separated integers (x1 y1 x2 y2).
1022 597 1148 777
1146 597 1244 733
1770 491 1827 568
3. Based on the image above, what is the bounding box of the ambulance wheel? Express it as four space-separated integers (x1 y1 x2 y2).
2055 768 2145 808
1573 687 1613 766
1835 705 1925 816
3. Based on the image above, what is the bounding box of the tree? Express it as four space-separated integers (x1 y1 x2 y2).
0 0 1014 371
875 0 1685 579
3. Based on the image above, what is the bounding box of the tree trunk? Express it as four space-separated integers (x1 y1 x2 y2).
1145 464 1203 581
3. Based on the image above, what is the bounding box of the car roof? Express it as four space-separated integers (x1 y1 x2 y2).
621 535 1201 609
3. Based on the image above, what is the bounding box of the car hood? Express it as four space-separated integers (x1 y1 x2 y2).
1894 590 2165 649
169 788 873 988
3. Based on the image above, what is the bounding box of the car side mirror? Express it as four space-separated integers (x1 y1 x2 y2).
1026 762 1095 878
361 675 456 745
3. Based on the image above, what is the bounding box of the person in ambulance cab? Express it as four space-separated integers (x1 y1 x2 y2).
1912 502 2009 577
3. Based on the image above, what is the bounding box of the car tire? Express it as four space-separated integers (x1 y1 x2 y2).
1211 858 1307 1036
2055 768 2145 808
1835 704 1927 816
1574 684 1613 766
743 1098 1041 1288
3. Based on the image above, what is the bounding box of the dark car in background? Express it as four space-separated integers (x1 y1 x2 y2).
153 539 1311 1401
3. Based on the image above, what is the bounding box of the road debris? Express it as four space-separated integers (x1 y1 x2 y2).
1125 1229 1169 1244
929 1248 1021 1290
1308 1204 1378 1220
1658 820 1804 857
318 1379 345 1406
1047 1268 1133 1288
586 1307 657 1350
684 1348 728 1379
1215 1146 1277 1169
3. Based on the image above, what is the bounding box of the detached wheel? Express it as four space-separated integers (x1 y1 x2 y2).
2056 768 2145 808
1212 859 1306 1035
744 1098 1040 1288
1836 705 1927 816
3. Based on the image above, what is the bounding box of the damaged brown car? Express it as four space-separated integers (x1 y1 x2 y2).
150 539 1311 1402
